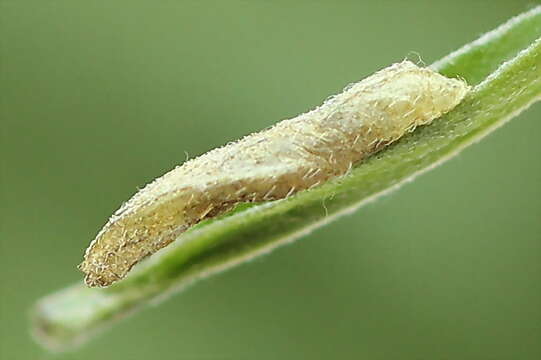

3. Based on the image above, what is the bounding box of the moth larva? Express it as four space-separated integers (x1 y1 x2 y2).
80 61 469 287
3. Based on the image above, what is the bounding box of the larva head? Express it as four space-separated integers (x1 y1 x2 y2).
349 61 469 142
415 66 470 116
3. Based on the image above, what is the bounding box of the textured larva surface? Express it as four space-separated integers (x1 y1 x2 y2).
79 61 469 287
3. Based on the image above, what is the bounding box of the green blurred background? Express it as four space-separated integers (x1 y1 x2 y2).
2 1 540 359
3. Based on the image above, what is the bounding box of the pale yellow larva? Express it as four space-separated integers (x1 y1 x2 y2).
79 60 469 287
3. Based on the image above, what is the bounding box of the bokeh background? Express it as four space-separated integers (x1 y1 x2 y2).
2 1 540 359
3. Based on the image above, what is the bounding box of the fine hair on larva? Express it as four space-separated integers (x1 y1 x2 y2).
79 60 469 287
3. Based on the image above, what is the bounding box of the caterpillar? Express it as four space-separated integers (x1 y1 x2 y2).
79 60 469 287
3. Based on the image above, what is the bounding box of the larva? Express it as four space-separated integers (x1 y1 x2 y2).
79 60 469 287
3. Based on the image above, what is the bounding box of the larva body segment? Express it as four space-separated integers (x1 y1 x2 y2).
80 61 469 287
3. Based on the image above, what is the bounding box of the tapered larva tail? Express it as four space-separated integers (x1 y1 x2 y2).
79 60 469 287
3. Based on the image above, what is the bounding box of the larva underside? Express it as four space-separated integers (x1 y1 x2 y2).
80 61 469 287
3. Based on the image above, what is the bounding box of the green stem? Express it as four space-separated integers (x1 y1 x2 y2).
32 8 541 351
